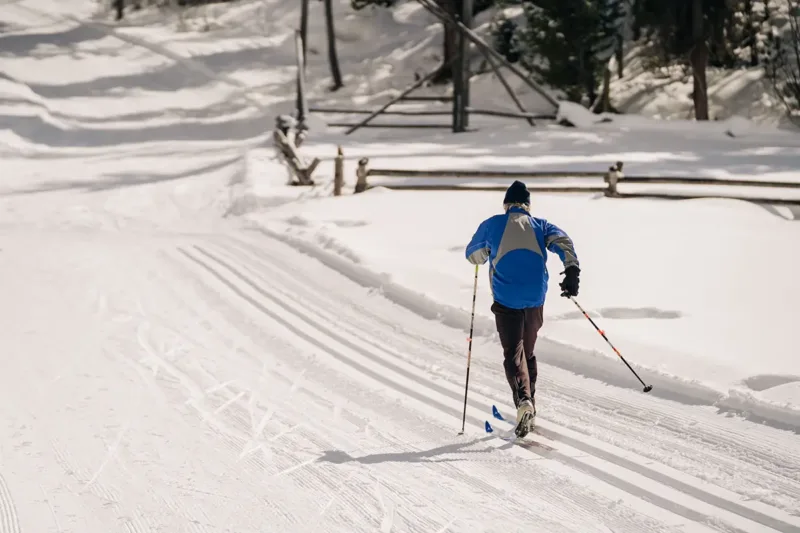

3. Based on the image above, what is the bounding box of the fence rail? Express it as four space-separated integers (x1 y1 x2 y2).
311 106 556 121
617 176 800 189
362 168 607 178
328 123 456 129
347 158 800 205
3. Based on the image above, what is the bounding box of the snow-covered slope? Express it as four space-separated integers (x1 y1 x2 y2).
88 0 561 123
1 1 800 532
246 181 800 414
609 47 787 125
89 0 795 127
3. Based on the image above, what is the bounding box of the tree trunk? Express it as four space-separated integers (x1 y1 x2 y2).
461 0 473 128
725 8 736 66
432 0 459 84
295 30 307 125
583 46 597 105
601 64 611 112
300 0 310 65
745 0 758 66
324 0 344 91
690 0 710 120
713 8 730 67
115 0 124 20
632 0 643 41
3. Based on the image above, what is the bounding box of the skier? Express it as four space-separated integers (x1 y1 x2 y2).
465 180 580 435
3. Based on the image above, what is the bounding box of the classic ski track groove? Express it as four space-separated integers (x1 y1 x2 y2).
171 247 672 533
177 245 701 533
232 233 468 359
104 265 316 532
540 372 800 470
178 240 799 533
134 252 484 531
538 383 800 512
228 235 800 527
216 237 464 374
208 236 800 531
50 441 156 533
234 229 800 476
160 252 576 532
0 474 21 533
217 232 799 511
236 230 800 507
139 253 321 483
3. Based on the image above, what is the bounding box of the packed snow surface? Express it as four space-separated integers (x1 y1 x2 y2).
252 186 800 408
1 1 799 532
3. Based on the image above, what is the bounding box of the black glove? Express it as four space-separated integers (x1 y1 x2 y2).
559 265 580 297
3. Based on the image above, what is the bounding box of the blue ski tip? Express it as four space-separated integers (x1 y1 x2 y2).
485 421 494 433
492 405 505 421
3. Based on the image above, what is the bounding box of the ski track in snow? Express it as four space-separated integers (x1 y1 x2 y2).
1 1 799 531
168 241 653 532
214 232 800 507
0 475 21 533
175 234 800 533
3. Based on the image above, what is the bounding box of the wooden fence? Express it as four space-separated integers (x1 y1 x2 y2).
311 106 557 130
338 159 800 205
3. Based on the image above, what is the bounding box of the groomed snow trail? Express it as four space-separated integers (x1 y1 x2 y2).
1 2 799 532
3 227 799 532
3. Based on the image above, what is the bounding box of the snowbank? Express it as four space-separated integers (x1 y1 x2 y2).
557 101 605 128
85 0 796 130
244 177 800 430
93 0 558 129
609 46 792 127
287 115 800 201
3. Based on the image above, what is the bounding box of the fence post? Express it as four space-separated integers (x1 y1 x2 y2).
334 146 344 196
605 161 623 197
355 158 369 193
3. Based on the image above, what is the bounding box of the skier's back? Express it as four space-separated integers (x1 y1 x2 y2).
465 180 580 436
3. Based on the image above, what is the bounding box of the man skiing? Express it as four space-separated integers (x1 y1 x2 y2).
465 180 580 436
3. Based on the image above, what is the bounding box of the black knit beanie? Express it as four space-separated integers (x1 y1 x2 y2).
503 180 530 205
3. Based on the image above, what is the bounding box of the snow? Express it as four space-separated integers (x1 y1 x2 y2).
608 46 791 127
1 0 800 532
557 100 604 127
248 183 800 411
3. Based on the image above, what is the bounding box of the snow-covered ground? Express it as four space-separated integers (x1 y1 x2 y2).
247 173 800 411
2 0 800 532
608 45 788 126
239 101 800 424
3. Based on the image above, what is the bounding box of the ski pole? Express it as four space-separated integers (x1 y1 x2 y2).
458 264 480 435
566 295 653 393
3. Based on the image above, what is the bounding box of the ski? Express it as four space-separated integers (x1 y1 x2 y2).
485 404 535 440
485 404 554 451
495 404 535 436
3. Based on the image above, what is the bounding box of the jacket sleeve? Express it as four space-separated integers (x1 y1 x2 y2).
465 219 491 265
543 220 579 268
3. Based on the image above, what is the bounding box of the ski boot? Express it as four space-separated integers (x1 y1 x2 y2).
514 398 535 438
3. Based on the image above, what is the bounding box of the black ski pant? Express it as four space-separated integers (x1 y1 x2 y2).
491 301 543 408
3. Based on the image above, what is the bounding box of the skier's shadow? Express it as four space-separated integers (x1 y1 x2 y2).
317 436 497 465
